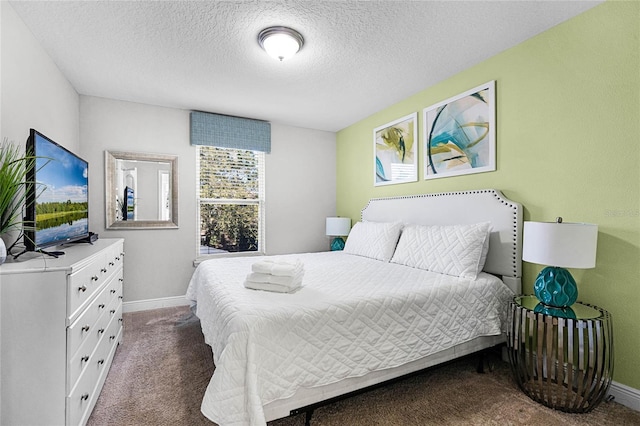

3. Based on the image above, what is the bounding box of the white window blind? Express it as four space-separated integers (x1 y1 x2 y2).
197 146 265 255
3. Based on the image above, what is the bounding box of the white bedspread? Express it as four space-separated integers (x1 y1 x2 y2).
186 252 514 426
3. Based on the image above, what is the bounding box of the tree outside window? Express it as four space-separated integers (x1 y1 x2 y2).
198 146 265 255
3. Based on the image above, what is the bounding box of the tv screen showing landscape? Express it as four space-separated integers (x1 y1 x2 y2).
124 186 135 221
32 131 89 249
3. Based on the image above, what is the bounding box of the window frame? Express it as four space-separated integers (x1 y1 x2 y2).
196 146 266 259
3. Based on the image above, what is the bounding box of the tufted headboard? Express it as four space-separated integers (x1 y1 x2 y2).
361 189 523 295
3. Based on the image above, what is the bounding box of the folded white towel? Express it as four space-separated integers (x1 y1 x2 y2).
271 261 303 277
251 259 303 277
251 260 275 274
246 271 303 287
246 258 305 293
244 280 301 293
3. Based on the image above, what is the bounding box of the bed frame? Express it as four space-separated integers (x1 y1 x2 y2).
263 189 522 423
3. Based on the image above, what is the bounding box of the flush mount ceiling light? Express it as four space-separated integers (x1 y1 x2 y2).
258 26 304 61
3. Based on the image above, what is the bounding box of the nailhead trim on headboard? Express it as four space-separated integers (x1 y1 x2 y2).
361 189 522 279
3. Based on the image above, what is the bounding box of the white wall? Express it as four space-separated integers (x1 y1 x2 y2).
80 96 336 303
0 2 79 151
266 123 337 255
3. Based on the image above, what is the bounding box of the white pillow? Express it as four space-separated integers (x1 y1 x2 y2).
343 221 403 262
390 222 491 279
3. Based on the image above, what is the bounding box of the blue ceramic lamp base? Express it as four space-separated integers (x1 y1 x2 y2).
330 237 345 251
534 266 578 308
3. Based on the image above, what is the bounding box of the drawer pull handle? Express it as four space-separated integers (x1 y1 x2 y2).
97 359 105 365
111 289 116 294
119 318 123 323
81 355 89 363
109 262 115 266
91 275 99 281
118 295 123 300
81 393 89 402
115 256 120 261
101 268 107 273
120 252 125 257
110 335 116 341
110 309 116 314
98 328 105 334
99 304 105 309
119 278 124 282
78 285 87 292
81 325 90 332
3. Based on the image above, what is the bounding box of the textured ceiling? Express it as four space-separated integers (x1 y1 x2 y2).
9 1 602 132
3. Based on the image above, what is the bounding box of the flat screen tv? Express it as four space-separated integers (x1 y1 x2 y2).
24 129 89 254
124 186 135 221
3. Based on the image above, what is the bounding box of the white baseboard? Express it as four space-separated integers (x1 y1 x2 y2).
609 380 640 412
123 295 190 313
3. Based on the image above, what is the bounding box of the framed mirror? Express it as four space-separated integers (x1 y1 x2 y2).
105 150 178 229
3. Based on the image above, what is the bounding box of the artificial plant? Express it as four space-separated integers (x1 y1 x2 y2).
0 138 40 238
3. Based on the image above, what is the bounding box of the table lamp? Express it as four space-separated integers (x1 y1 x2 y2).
522 218 598 308
326 217 351 251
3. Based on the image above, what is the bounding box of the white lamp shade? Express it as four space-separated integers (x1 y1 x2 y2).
326 217 351 237
523 221 598 268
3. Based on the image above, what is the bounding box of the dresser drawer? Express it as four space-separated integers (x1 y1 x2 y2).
67 354 100 426
107 245 124 270
67 281 113 359
105 245 125 276
68 291 121 390
102 300 123 359
105 271 124 307
67 244 123 324
67 253 107 322
67 301 122 426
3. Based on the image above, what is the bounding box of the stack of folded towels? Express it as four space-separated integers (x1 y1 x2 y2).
244 258 305 293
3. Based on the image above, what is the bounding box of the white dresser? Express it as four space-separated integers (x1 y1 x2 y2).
0 238 124 426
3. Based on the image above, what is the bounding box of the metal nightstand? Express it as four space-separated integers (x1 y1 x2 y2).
506 295 614 413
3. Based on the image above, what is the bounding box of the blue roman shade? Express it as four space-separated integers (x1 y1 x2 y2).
190 111 271 153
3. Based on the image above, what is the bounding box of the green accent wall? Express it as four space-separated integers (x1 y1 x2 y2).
336 2 640 389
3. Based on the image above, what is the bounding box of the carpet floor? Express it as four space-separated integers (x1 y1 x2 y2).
87 306 640 426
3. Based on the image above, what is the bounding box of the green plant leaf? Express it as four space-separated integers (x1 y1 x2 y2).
0 138 46 235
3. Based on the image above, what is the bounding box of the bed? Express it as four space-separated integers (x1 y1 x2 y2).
186 189 522 425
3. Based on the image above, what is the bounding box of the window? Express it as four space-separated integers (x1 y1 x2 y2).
197 146 265 255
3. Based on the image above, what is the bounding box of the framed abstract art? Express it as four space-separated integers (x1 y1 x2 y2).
373 112 418 186
423 81 496 180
